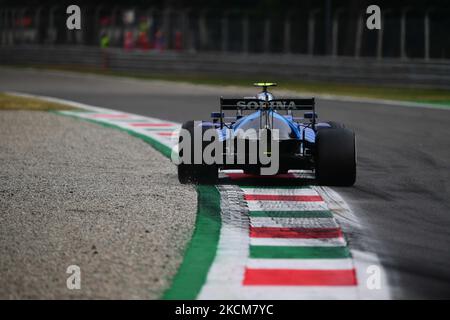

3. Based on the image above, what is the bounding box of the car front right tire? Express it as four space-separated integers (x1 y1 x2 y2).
315 128 356 186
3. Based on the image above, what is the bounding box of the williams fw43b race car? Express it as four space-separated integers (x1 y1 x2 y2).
175 83 356 186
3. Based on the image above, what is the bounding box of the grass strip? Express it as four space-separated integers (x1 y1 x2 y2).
0 92 75 111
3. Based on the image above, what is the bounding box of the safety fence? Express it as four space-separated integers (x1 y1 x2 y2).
1 45 450 89
1 6 450 60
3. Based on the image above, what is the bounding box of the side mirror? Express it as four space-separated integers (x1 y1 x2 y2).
304 112 317 119
211 112 224 123
211 112 224 119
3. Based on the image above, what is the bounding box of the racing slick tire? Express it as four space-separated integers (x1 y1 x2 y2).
177 163 192 184
177 120 218 185
315 128 356 186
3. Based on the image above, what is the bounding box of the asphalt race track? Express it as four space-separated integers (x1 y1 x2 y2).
1 67 449 299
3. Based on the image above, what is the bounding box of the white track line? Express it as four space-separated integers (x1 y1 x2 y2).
315 186 391 299
241 188 320 196
247 258 354 270
247 201 329 212
197 185 250 300
250 217 338 228
250 237 347 247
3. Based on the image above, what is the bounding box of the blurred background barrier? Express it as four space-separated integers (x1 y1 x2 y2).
2 45 450 89
1 1 450 89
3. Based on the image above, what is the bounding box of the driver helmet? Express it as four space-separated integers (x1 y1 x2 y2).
257 91 274 101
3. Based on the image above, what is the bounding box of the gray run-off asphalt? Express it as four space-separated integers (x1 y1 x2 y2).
0 110 196 299
1 68 450 298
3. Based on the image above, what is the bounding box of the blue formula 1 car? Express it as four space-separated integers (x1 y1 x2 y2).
177 83 356 186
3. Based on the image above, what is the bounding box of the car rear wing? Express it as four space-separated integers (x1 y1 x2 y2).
220 98 315 111
219 97 316 128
